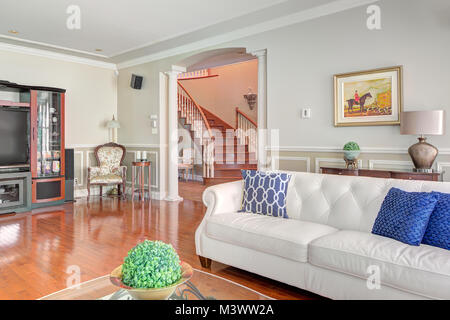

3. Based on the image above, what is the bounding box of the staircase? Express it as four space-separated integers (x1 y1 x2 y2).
177 81 257 185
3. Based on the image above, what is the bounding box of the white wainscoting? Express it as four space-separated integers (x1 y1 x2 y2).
74 148 159 191
368 159 414 171
437 162 450 182
271 156 311 172
74 150 84 187
314 158 363 173
126 150 159 189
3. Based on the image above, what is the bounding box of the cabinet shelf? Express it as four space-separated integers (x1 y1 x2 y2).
0 100 31 107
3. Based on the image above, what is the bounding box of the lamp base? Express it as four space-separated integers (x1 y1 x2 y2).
408 137 438 172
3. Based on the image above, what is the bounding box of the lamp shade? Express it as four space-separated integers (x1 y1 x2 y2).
400 110 444 135
107 115 121 129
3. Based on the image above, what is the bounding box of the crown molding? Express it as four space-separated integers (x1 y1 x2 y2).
266 145 450 155
117 0 379 69
0 34 108 58
0 42 117 70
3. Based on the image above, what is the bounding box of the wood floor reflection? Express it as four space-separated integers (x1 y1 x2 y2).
0 195 320 300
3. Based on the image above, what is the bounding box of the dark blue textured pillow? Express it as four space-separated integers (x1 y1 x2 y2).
372 188 439 246
240 170 292 218
422 192 450 250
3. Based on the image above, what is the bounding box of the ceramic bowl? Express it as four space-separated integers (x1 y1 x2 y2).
344 150 360 161
110 261 193 300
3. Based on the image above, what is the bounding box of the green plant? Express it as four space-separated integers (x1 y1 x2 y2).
343 141 360 151
122 240 182 289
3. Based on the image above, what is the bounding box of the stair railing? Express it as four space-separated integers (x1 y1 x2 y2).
236 107 257 154
177 81 214 178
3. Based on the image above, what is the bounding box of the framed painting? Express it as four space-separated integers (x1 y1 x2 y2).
334 66 403 127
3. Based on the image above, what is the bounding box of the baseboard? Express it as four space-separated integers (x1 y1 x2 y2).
179 174 203 183
75 187 162 200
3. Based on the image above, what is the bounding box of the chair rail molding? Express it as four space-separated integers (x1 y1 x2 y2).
265 145 450 155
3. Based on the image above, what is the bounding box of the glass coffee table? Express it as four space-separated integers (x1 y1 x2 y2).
39 268 274 300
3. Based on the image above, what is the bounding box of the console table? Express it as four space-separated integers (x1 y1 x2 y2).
320 167 442 182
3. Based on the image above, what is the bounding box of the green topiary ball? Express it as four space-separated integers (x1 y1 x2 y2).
122 240 182 289
343 141 360 151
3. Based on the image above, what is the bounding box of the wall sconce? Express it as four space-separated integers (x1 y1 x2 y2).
244 88 257 110
106 115 120 143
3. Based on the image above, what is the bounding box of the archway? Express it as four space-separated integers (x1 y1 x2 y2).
161 48 267 201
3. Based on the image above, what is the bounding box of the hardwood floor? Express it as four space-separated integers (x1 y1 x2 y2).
179 180 209 202
0 194 321 300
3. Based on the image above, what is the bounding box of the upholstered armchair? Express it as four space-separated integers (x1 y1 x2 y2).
87 143 127 200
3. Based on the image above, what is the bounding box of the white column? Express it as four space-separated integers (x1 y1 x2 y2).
252 49 268 170
165 66 185 202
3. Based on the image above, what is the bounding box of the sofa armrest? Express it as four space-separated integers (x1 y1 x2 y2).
202 180 244 217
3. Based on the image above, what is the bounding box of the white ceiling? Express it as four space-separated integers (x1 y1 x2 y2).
0 0 375 66
0 0 285 57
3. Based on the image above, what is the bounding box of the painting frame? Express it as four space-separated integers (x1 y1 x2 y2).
334 66 403 127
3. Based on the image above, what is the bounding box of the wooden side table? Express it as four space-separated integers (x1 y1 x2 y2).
320 167 442 182
131 161 151 202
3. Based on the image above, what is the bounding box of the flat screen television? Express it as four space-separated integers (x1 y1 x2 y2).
0 107 30 167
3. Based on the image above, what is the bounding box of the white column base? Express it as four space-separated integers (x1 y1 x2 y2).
164 195 183 202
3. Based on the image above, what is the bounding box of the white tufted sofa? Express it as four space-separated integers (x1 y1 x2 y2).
195 172 450 300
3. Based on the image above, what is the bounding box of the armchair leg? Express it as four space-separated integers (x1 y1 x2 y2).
199 256 212 268
87 183 90 202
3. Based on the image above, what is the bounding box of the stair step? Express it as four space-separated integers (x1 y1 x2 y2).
214 167 256 178
214 164 257 169
204 177 242 185
214 153 257 164
214 145 249 152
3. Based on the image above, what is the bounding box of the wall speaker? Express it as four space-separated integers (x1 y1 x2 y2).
65 148 74 202
131 74 143 89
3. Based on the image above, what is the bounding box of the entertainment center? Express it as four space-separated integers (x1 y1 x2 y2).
0 80 66 214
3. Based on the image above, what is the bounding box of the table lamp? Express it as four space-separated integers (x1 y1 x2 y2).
107 115 120 143
400 110 445 173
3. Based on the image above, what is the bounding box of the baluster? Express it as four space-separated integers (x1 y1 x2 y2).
189 100 192 124
182 95 185 118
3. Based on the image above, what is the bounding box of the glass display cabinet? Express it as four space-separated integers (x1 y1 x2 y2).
30 90 65 204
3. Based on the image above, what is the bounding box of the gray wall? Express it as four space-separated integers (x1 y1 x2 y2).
117 0 450 188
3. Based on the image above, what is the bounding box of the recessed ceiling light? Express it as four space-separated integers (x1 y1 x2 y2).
95 48 103 52
8 30 19 35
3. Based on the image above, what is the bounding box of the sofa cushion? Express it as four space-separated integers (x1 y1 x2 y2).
206 212 338 263
90 174 123 184
422 192 450 250
309 230 450 299
240 170 292 218
372 188 439 246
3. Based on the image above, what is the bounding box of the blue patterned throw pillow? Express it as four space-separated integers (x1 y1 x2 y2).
240 170 292 218
422 192 450 250
372 188 439 246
